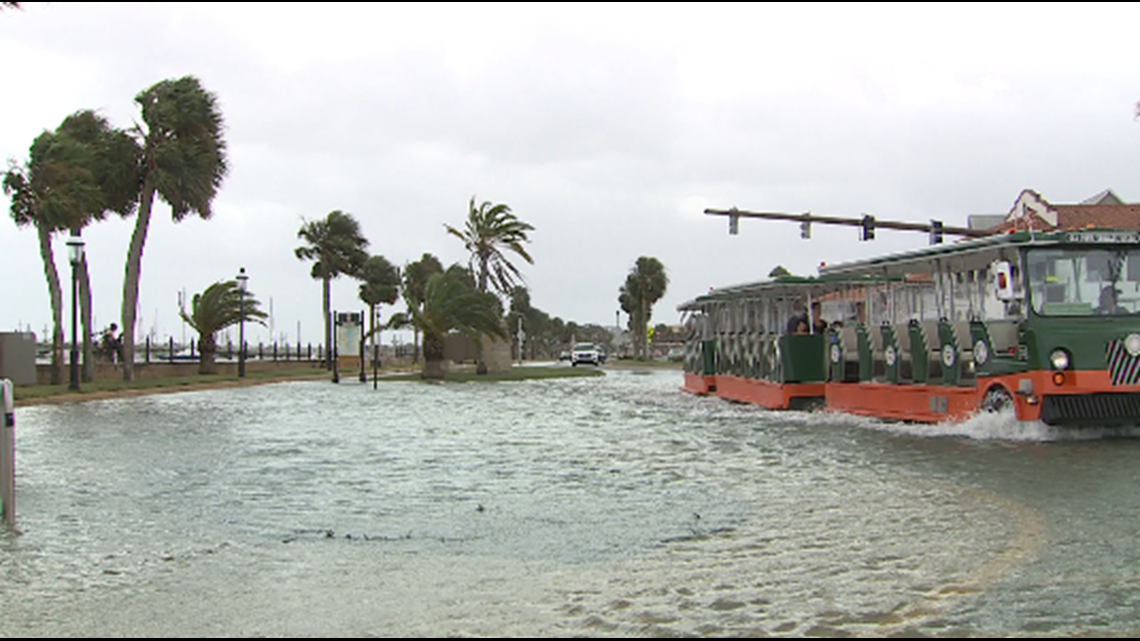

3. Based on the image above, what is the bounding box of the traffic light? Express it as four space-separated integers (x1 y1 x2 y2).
800 220 811 239
860 215 875 241
929 220 944 245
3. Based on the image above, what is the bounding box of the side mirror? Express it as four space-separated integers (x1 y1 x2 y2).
993 261 1016 302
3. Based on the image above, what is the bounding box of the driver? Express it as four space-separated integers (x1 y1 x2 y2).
1097 286 1127 314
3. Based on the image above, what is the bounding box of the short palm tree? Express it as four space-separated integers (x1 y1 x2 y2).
295 210 369 369
401 253 444 364
386 267 507 379
359 254 401 373
445 196 534 296
180 280 267 374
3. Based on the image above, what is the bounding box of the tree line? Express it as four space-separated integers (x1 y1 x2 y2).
4 76 226 383
5 72 671 382
292 197 529 379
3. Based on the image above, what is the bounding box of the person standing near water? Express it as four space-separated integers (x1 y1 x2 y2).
101 323 121 364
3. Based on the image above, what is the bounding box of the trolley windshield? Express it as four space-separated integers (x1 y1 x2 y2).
1026 247 1140 316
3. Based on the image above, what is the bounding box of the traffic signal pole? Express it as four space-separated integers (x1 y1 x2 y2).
707 207 987 243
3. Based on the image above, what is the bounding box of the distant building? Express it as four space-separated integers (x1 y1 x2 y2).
982 189 1140 234
967 213 1006 231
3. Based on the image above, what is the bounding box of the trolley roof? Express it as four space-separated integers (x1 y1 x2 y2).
818 229 1140 278
677 274 888 312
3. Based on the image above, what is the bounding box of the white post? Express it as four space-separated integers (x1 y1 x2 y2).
1 378 14 530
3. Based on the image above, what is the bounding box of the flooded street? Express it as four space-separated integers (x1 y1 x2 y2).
3 368 1140 636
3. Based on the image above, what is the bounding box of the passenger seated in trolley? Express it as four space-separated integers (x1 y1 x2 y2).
786 300 807 334
785 300 827 334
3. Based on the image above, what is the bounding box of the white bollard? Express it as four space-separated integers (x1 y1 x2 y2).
1 378 13 530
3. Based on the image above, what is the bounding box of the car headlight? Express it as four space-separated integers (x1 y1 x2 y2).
1050 349 1070 371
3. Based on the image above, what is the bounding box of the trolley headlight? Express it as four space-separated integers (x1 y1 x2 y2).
1125 333 1140 357
1049 349 1071 371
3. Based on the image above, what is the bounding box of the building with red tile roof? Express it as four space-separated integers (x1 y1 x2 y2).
986 189 1140 234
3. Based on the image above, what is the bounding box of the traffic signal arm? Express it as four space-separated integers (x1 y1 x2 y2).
704 208 986 239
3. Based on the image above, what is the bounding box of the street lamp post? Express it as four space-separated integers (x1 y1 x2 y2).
67 233 84 391
616 309 622 359
236 268 248 378
359 309 367 383
372 306 381 390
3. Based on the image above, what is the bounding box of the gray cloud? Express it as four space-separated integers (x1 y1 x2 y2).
4 3 1140 345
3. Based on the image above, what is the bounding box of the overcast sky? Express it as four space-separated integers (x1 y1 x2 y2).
4 3 1140 346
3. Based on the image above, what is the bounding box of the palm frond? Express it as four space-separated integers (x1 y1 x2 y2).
447 195 535 296
180 279 268 339
295 210 370 280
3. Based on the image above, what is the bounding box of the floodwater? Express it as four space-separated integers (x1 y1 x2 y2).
3 369 1140 637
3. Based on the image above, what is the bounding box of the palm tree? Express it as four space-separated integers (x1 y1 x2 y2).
4 155 65 384
358 254 401 373
619 256 668 360
121 76 228 380
4 111 140 383
401 252 443 364
386 266 507 379
445 196 534 296
295 210 369 370
445 196 532 373
179 280 267 375
55 111 142 381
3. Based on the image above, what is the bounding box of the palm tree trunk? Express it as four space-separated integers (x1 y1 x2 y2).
475 253 490 375
35 221 64 385
80 252 94 382
639 298 647 360
323 276 332 370
421 331 445 379
121 180 156 381
198 333 217 375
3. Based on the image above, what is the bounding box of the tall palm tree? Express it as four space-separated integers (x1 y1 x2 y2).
619 256 668 360
295 210 369 370
401 252 443 364
386 266 507 379
4 155 65 384
121 76 228 380
4 111 140 383
179 279 267 375
55 111 142 381
445 196 532 373
445 196 534 296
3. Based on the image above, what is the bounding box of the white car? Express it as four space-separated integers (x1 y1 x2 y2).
570 343 601 366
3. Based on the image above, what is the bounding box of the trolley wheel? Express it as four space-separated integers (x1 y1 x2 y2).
981 386 1013 413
